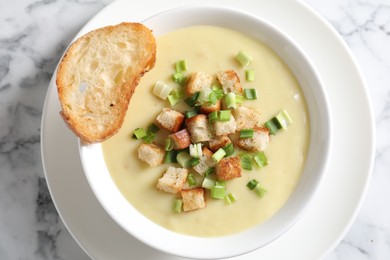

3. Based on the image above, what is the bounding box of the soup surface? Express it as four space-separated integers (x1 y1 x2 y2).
102 26 310 237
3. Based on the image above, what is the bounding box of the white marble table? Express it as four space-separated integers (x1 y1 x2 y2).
0 0 388 259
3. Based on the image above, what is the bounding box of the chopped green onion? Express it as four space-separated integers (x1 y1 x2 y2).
244 88 258 100
253 152 268 168
208 111 218 124
147 123 160 133
275 109 293 129
212 88 224 99
153 81 173 100
265 117 282 135
204 167 215 176
187 173 197 186
225 92 237 109
189 143 202 158
173 199 183 213
185 91 200 107
224 193 237 205
167 94 181 106
236 50 252 67
175 60 187 72
240 154 253 170
219 110 231 121
208 91 218 105
133 128 147 139
222 143 234 157
164 138 174 151
190 158 200 167
198 88 213 104
211 185 226 199
212 148 226 163
239 129 254 139
202 177 216 189
142 131 156 143
172 72 187 86
176 151 193 168
254 183 267 198
246 69 255 82
164 150 177 163
235 95 244 104
247 179 259 190
185 110 198 118
215 180 226 188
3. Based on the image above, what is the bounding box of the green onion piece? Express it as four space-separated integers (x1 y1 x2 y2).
190 158 200 167
244 88 258 100
215 180 226 188
225 193 237 205
225 92 237 109
185 110 198 119
153 81 173 100
173 199 183 213
253 151 268 168
142 131 156 143
184 91 200 107
133 128 147 139
208 111 218 124
164 150 177 163
240 129 254 139
212 88 224 99
265 117 282 135
187 173 197 186
240 154 253 170
175 60 187 72
254 183 267 198
246 69 255 82
148 123 160 133
211 185 226 199
202 177 216 189
235 95 244 104
189 143 203 158
176 151 193 168
172 72 187 86
204 167 215 176
222 143 234 157
164 138 174 151
236 50 252 67
275 109 293 129
167 94 181 106
198 88 213 104
247 179 259 190
208 91 218 105
212 148 226 163
219 110 231 121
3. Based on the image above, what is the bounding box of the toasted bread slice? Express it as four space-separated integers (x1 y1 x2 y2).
56 22 156 143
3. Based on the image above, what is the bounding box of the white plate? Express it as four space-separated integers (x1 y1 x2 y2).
40 0 375 259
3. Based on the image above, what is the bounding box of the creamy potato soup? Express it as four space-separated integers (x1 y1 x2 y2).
102 26 310 237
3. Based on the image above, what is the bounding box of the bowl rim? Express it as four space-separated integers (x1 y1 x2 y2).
79 4 332 259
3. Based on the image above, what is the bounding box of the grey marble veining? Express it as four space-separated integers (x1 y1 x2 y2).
0 0 388 259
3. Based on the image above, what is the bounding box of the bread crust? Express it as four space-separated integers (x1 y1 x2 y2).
56 22 156 143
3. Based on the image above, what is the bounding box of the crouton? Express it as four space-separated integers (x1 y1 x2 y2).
181 188 206 212
156 107 184 132
233 105 261 131
215 156 242 181
137 143 165 167
200 99 221 114
186 114 213 143
157 166 188 193
208 135 232 152
212 115 236 136
169 128 191 150
185 72 213 95
216 70 243 94
237 127 270 152
193 147 215 175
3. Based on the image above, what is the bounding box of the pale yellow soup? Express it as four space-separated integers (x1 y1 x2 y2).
102 26 310 237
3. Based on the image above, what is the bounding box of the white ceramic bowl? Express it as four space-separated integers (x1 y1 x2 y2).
79 5 331 259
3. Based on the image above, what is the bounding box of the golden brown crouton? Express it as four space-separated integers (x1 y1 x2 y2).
237 127 270 152
200 99 221 114
156 107 184 132
233 105 261 131
216 156 242 181
185 72 213 96
169 128 191 150
212 115 236 136
193 147 215 175
157 166 188 194
181 188 206 212
208 135 232 152
216 70 243 94
186 114 213 143
137 143 165 167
